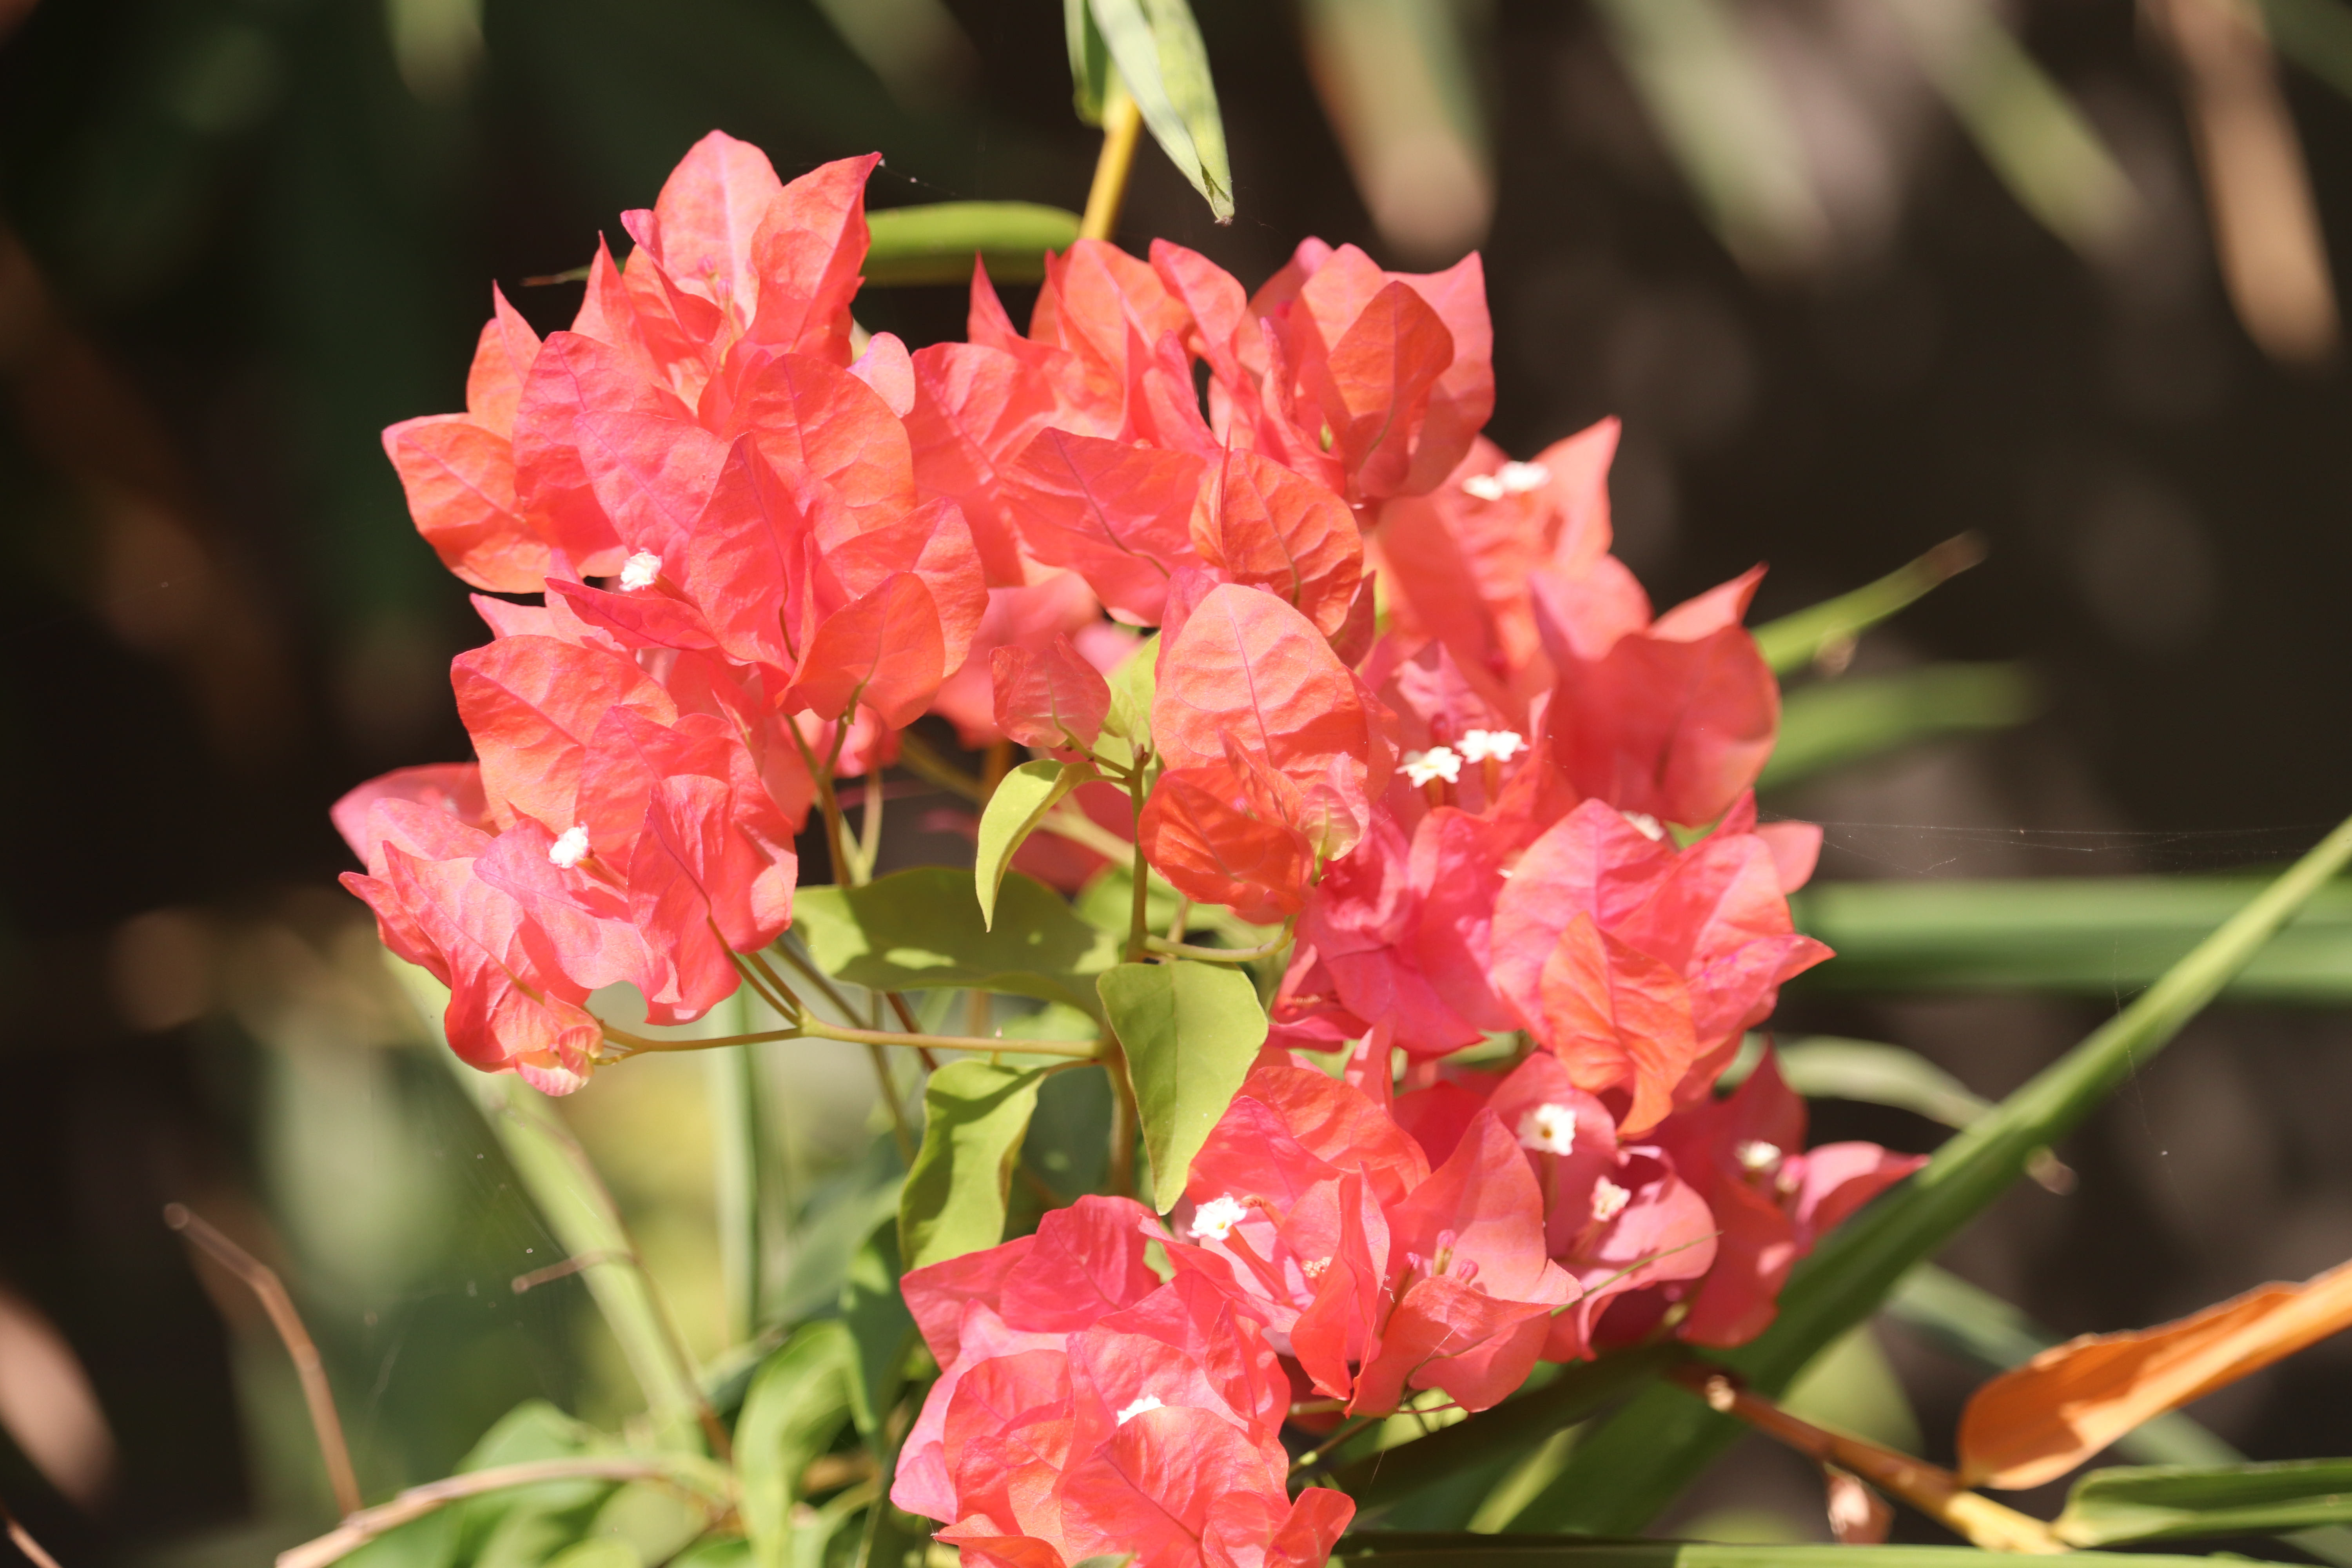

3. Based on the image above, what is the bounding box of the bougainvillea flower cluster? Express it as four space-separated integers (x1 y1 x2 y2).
342 132 1925 1563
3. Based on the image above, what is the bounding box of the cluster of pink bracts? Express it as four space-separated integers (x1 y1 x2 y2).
335 133 1922 1568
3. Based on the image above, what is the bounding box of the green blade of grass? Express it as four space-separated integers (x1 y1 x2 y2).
1751 535 1985 675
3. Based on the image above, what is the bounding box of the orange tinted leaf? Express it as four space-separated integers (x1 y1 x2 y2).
1958 1256 2352 1490
464 286 541 438
744 153 878 362
452 635 677 832
1002 428 1204 624
1190 449 1363 637
382 416 548 593
1137 763 1313 926
642 130 786 325
1151 583 1378 852
1536 913 1699 1137
788 573 947 728
993 635 1111 751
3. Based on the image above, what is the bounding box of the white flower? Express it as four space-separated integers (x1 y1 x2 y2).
548 825 591 868
1591 1177 1632 1223
1115 1394 1164 1426
1458 729 1526 764
618 551 662 591
1621 810 1666 842
1301 1256 1331 1281
1461 462 1551 502
1403 746 1463 787
1188 1194 1250 1243
1735 1139 1784 1173
1516 1102 1579 1156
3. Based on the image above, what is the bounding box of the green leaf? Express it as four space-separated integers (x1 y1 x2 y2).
793 866 1121 1020
978 761 1085 929
840 1219 918 1455
1759 662 2038 793
1097 960 1267 1212
1065 0 1112 122
1332 1541 2232 1567
899 1058 1051 1269
1507 808 2352 1535
1330 1345 1680 1515
1087 0 1234 221
737 1323 855 1568
2056 1459 2352 1546
864 202 1082 287
1791 874 2352 1003
1750 535 1984 675
1726 1037 1992 1131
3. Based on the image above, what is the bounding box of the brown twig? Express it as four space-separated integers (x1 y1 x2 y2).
164 1204 361 1518
275 1457 730 1568
0 1499 62 1568
1670 1365 2063 1553
510 1249 629 1295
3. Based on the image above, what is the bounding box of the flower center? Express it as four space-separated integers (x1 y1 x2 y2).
1621 810 1666 842
1458 729 1526 764
548 825 592 869
1403 746 1463 787
1591 1176 1632 1223
1115 1394 1164 1425
1735 1139 1784 1173
617 551 662 591
1516 1102 1578 1156
1188 1193 1250 1243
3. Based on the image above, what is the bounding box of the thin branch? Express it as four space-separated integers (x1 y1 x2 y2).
165 1205 361 1518
1670 1366 2063 1554
1143 924 1293 964
275 1457 730 1568
792 1017 1100 1060
1079 80 1145 242
864 1039 917 1163
1 1500 62 1568
511 1248 628 1295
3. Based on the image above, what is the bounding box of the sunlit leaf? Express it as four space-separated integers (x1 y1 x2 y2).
1065 0 1113 122
898 1058 1051 1269
977 760 1086 929
1097 959 1267 1211
793 866 1120 1019
1087 0 1235 221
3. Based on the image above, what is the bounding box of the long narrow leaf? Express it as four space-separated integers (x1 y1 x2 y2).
1791 875 2352 1003
1087 0 1234 220
864 202 1082 286
1506 808 2352 1534
2058 1459 2352 1546
1751 535 1984 675
1328 1345 1681 1514
1759 662 2038 793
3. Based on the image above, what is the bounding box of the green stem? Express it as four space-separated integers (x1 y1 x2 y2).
1750 532 1985 675
432 1048 717 1452
1142 923 1292 963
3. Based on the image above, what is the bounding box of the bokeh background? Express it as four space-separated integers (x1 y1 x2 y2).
5 0 2352 1559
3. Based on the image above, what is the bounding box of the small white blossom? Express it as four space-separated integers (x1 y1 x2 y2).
618 551 662 591
1461 462 1551 501
1735 1139 1784 1173
1115 1394 1164 1426
1516 1102 1579 1156
1458 729 1526 764
1188 1194 1250 1243
548 825 591 868
1621 810 1666 842
1590 1177 1633 1223
1403 746 1463 787
1301 1256 1331 1281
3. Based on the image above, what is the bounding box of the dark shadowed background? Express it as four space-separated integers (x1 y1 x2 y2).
2 0 2350 1559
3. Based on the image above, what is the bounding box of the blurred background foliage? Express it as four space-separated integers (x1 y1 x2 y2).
10 0 2352 1561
